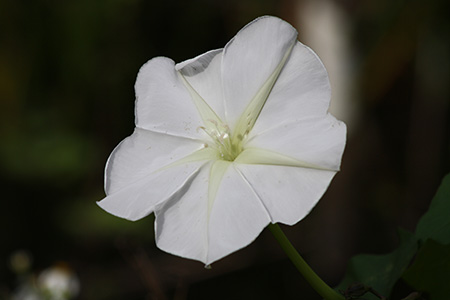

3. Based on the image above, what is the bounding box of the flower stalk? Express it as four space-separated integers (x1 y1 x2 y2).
268 224 345 300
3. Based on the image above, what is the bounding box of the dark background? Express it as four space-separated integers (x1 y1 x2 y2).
1 0 449 299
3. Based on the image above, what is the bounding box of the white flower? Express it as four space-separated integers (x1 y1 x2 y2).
37 265 80 300
98 16 346 265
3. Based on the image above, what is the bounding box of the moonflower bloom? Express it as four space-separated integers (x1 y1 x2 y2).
98 16 346 265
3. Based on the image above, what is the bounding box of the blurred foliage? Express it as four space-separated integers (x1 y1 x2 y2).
336 229 417 299
1 0 449 299
415 173 450 244
337 174 450 299
402 240 450 300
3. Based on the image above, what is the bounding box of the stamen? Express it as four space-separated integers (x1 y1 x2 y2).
199 120 244 161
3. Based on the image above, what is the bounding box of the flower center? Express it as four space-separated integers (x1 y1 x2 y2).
200 120 246 162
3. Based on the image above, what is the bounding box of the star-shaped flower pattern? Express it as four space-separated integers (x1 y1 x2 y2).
98 16 346 265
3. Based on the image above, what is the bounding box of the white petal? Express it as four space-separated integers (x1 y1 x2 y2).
134 57 204 139
154 163 211 263
236 164 337 225
235 147 324 170
206 164 271 264
98 161 205 221
207 160 231 216
176 49 226 121
251 42 332 134
247 114 346 171
104 127 204 195
99 127 212 221
222 16 297 128
154 163 272 264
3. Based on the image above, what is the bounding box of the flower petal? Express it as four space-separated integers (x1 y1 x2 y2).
206 164 271 264
154 163 211 263
251 42 332 134
104 127 204 195
154 163 272 264
235 147 325 170
98 127 211 221
247 114 346 171
221 16 297 129
176 49 226 121
134 57 205 139
98 161 205 221
236 164 337 225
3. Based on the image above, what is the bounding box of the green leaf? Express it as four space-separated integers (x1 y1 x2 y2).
336 229 418 299
415 173 450 244
402 239 450 300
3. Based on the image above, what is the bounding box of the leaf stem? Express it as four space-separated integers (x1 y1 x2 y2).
268 223 345 300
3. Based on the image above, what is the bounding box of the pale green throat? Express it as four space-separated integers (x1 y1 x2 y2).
199 119 250 162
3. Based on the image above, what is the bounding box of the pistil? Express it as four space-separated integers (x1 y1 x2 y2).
199 120 245 162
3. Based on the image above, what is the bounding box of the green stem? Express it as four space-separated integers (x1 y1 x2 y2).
268 224 345 300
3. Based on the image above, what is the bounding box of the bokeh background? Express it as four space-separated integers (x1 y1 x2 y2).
1 0 449 299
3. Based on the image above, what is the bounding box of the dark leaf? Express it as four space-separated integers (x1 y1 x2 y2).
336 229 418 299
402 239 450 300
415 173 450 244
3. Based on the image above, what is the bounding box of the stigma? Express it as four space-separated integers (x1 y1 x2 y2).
198 120 246 161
